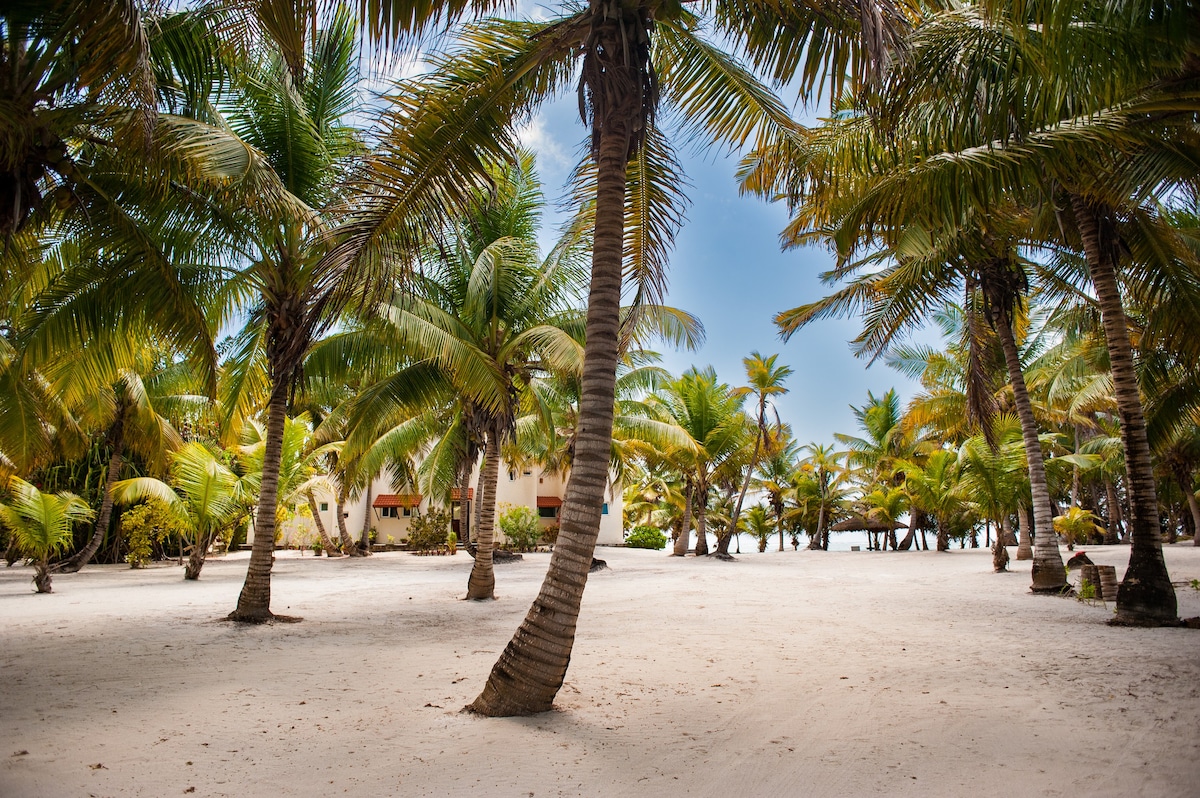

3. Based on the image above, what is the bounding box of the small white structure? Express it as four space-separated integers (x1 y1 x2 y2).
254 461 623 548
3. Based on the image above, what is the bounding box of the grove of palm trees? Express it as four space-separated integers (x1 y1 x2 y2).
3 0 1199 794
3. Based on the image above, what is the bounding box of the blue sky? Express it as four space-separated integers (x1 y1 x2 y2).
521 95 927 447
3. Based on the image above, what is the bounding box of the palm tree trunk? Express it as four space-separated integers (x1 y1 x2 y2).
808 501 825 550
57 413 125 573
305 490 340 556
359 481 374 552
336 488 366 556
991 303 1066 590
1016 504 1033 560
694 481 709 556
718 417 765 559
672 479 692 556
466 92 633 714
34 557 52 593
228 384 290 622
184 529 216 580
1071 195 1177 624
993 516 1011 572
1103 478 1121 545
466 427 500 600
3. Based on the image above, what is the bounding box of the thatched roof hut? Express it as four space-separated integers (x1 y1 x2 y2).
831 515 907 533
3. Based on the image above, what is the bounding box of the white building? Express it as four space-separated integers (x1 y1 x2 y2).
262 461 624 549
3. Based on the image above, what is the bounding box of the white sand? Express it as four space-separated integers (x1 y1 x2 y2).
2 544 1199 797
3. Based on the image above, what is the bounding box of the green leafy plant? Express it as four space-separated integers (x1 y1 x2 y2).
1053 506 1105 551
447 530 458 555
407 509 451 553
121 499 188 568
498 504 541 552
0 477 94 593
624 525 668 550
1077 579 1097 602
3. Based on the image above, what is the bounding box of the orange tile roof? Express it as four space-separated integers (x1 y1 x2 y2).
373 494 422 508
450 488 474 501
536 495 563 508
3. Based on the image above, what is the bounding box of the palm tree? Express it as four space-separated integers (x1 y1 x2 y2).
800 442 848 551
716 352 792 558
0 1 155 235
339 155 589 599
53 355 198 572
113 442 253 579
313 0 905 714
902 449 969 552
754 430 800 551
958 417 1029 572
651 367 748 558
0 476 93 593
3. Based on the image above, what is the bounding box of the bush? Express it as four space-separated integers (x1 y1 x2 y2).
498 504 542 552
407 509 451 552
625 525 667 550
121 500 189 568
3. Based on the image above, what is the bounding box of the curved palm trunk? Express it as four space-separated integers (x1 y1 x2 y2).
808 501 826 550
359 482 374 553
992 303 1066 591
57 413 125 573
466 95 632 715
672 479 692 556
897 510 923 551
306 490 340 557
1072 196 1177 624
184 529 217 580
1016 504 1033 561
228 385 290 622
1170 466 1200 548
1103 478 1122 545
336 489 366 556
717 416 765 559
34 557 52 593
694 480 709 556
466 429 500 600
992 515 1011 572
773 499 786 552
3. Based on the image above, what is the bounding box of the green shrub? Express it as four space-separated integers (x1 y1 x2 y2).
498 504 542 551
121 500 189 568
407 509 451 552
625 525 667 550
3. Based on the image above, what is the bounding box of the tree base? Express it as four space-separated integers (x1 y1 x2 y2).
1030 584 1074 596
589 558 607 572
223 611 303 624
1107 614 1182 628
711 552 736 561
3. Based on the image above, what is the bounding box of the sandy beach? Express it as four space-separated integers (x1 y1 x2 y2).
2 544 1198 797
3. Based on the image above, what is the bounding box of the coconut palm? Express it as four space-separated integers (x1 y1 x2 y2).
651 367 748 558
901 449 969 552
715 352 792 558
279 0 908 712
0 476 93 593
113 441 253 579
958 416 1030 572
336 154 589 599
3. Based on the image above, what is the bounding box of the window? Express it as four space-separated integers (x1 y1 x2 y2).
381 507 399 519
523 469 532 476
402 506 413 517
538 506 557 519
508 469 517 482
601 503 608 515
319 502 329 512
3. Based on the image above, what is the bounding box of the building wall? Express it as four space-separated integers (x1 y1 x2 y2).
248 461 624 547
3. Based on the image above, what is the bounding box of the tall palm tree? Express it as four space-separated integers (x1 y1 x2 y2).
340 155 589 599
958 416 1029 572
716 351 792 558
324 0 906 714
651 367 748 558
